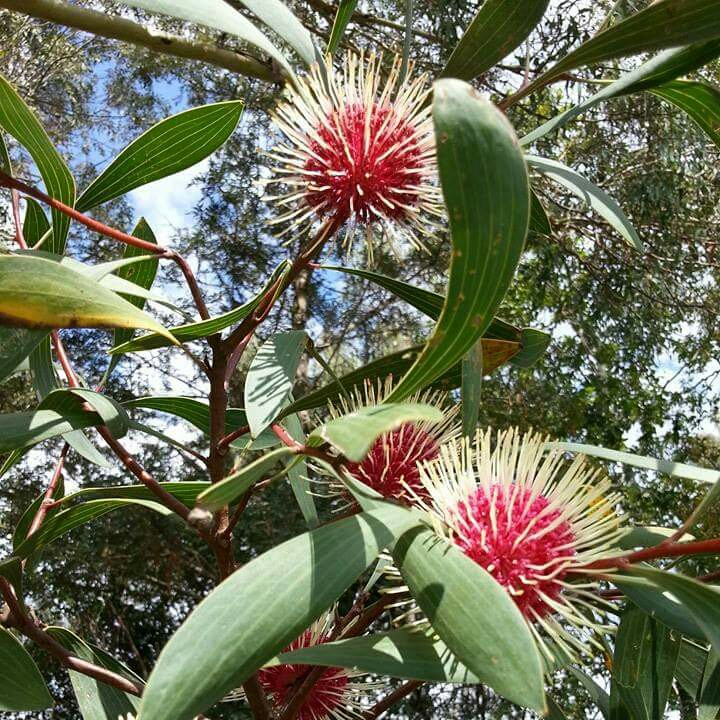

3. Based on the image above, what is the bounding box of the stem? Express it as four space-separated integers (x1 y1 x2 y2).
583 536 720 571
11 190 27 248
0 0 281 83
217 425 250 454
223 216 341 355
26 443 69 539
0 578 143 697
363 680 423 719
0 170 210 320
243 675 273 720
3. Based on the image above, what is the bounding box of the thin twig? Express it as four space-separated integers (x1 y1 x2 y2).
26 443 69 539
363 680 423 719
0 578 143 697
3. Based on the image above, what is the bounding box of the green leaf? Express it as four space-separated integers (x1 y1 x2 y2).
385 79 530 401
108 217 160 377
610 605 680 720
0 327 47 384
284 411 318 528
137 506 421 720
285 338 521 417
0 627 53 711
275 626 482 683
320 264 548 369
676 638 709 699
548 441 720 486
527 155 642 251
232 0 316 66
529 190 552 235
441 0 549 80
28 337 110 469
245 330 308 437
618 526 695 551
569 666 610 718
393 527 545 710
699 650 720 720
652 80 720 149
461 339 482 436
310 403 443 463
520 0 720 100
47 627 141 719
111 260 290 353
0 388 128 454
0 75 75 254
522 41 720 145
611 572 705 641
196 447 295 511
0 254 176 342
116 0 292 75
15 498 171 559
626 567 720 655
327 0 358 54
22 198 52 247
55 481 208 508
77 102 244 211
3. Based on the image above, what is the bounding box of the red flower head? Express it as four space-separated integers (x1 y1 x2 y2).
417 428 626 661
264 53 441 258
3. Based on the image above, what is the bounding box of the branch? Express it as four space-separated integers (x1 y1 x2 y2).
0 578 143 697
25 443 69 540
582 536 720 571
363 680 423 719
0 0 282 83
0 170 210 320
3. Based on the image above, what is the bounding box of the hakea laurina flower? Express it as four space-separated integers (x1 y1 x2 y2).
253 611 374 720
414 428 627 661
327 378 459 506
263 52 442 257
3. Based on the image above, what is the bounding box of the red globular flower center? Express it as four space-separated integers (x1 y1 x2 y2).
258 630 349 720
304 102 426 224
453 484 576 618
345 423 439 505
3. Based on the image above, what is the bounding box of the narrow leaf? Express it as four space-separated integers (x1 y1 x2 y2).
244 330 308 437
77 102 244 211
394 528 545 710
522 41 720 145
652 80 720 149
47 627 142 719
233 0 316 66
386 79 530 401
0 75 75 253
327 0 358 54
275 626 482 683
521 0 720 99
310 403 443 462
197 447 294 510
0 627 53 711
461 339 483 436
441 0 549 80
527 155 642 251
0 255 176 342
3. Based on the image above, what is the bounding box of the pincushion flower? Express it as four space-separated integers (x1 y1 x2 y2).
327 378 458 506
264 52 441 257
415 428 626 661
255 611 373 720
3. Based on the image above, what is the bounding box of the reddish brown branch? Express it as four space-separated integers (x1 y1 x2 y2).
217 425 250 454
583 537 720 571
363 681 423 719
0 578 143 697
11 190 27 248
26 443 69 539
